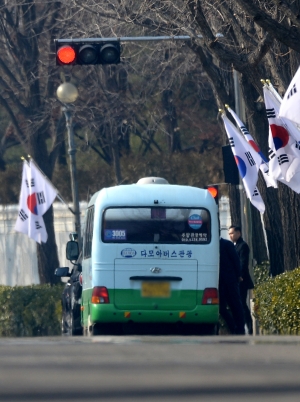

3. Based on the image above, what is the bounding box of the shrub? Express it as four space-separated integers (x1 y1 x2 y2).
253 261 271 286
0 284 64 337
254 267 300 335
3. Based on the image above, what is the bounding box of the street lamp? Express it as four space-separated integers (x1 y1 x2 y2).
56 82 81 247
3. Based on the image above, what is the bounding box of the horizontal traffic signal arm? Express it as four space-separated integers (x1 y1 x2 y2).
55 34 224 66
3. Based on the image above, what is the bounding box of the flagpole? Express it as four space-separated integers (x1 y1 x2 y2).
266 79 284 104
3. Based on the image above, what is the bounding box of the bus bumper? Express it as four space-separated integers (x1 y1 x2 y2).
90 304 219 324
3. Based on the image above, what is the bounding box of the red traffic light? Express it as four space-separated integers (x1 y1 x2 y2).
57 45 76 65
55 41 121 66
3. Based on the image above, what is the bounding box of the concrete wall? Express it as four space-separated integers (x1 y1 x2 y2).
0 197 230 286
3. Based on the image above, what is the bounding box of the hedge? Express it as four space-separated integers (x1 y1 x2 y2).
254 263 300 335
0 284 64 337
3 266 300 336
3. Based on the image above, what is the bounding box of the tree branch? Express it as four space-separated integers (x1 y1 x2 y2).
235 0 300 52
0 95 27 145
0 76 28 115
248 32 274 66
275 0 300 29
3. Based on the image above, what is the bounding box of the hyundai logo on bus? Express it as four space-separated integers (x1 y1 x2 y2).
121 248 137 258
151 267 162 274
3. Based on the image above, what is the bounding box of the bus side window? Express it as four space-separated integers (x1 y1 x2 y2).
83 206 94 259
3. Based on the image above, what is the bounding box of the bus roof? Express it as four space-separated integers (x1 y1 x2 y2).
88 181 217 211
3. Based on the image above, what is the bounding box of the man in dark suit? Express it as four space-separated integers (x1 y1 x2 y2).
228 225 254 335
219 237 245 335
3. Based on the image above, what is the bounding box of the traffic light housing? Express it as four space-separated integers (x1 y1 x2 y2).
55 41 121 66
205 185 219 206
222 145 239 185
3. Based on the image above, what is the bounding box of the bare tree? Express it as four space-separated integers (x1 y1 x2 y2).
0 1 66 282
69 0 300 275
0 0 222 283
4 0 300 277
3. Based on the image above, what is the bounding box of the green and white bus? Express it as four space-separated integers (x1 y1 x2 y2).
76 177 219 335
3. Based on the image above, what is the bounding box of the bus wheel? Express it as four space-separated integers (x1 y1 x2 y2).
86 315 102 336
92 323 119 335
199 324 218 336
86 315 94 336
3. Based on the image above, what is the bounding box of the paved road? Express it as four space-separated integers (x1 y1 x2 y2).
1 335 300 401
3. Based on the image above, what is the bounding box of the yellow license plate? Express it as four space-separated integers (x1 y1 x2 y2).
141 282 170 298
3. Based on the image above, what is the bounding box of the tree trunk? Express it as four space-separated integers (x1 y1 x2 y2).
278 184 300 271
260 185 285 276
29 120 61 284
37 206 60 284
161 89 182 153
228 184 241 227
250 204 268 265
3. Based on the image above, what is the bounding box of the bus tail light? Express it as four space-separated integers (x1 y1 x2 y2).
202 288 219 305
91 286 110 304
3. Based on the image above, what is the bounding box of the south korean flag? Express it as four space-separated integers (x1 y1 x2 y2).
227 106 277 188
15 161 48 243
14 160 58 244
264 86 300 183
222 114 265 213
279 66 300 126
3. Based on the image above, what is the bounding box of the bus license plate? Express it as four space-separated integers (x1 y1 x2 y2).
141 282 170 298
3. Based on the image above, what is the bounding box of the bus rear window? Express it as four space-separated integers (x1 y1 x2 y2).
102 207 211 244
